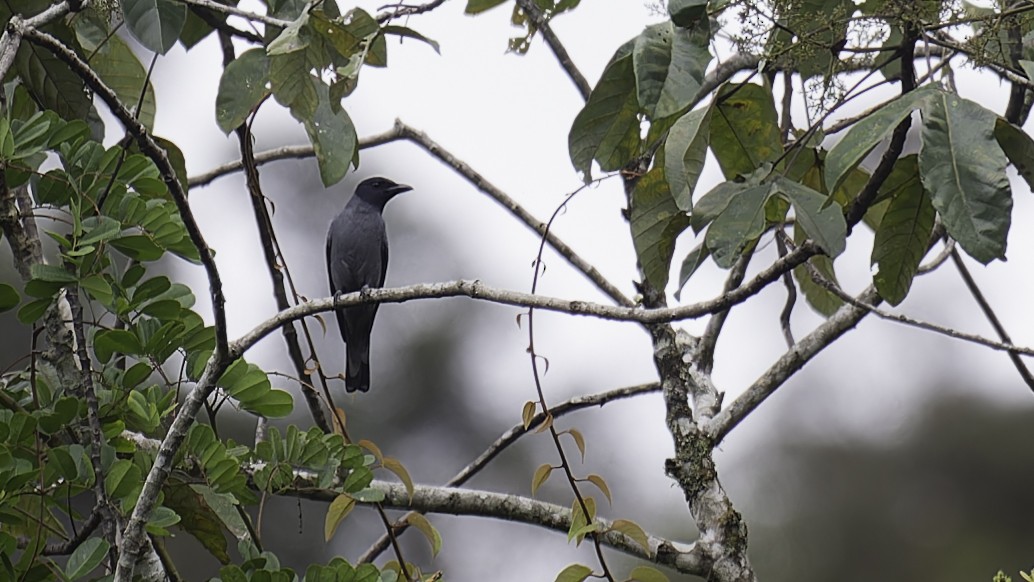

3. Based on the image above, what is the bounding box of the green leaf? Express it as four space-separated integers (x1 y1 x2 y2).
631 156 691 290
664 106 711 210
95 329 144 363
15 38 92 121
120 0 187 54
0 118 15 160
668 0 707 26
568 42 641 182
248 389 294 418
793 252 842 316
269 52 319 119
80 216 123 246
993 117 1034 192
825 84 937 192
633 20 710 120
216 49 271 133
465 0 508 13
773 177 846 257
709 83 782 179
105 458 142 498
17 298 52 324
64 537 109 579
81 274 114 304
90 34 157 130
382 25 441 54
629 565 670 582
267 12 311 55
303 83 358 186
0 284 19 313
405 513 442 557
324 494 356 541
310 9 377 59
673 240 710 300
554 564 592 582
872 161 935 305
30 264 77 283
705 183 771 268
919 92 1011 264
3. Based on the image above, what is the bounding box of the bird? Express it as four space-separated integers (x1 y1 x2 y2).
326 177 412 392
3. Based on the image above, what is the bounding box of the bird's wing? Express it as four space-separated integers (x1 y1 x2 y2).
378 236 389 288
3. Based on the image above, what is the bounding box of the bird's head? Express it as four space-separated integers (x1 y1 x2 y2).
354 177 413 208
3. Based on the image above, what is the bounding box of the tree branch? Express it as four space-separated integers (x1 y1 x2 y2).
513 0 590 100
248 466 709 576
708 286 881 443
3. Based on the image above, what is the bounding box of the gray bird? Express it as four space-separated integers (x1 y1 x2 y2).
326 177 412 392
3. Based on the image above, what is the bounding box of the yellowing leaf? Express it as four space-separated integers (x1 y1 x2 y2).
531 463 553 496
535 413 554 434
324 494 355 541
586 474 612 505
629 565 670 582
564 428 586 461
521 400 537 430
405 513 442 557
383 457 414 501
331 407 347 436
358 439 382 462
554 563 593 582
610 518 650 552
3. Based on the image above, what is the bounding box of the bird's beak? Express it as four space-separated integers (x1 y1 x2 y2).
388 184 413 196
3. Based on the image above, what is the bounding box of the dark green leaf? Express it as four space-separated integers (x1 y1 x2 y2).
633 21 710 120
673 241 710 300
668 0 707 27
705 183 771 268
111 235 165 261
568 41 640 182
248 389 294 418
773 177 846 257
824 84 937 192
64 537 109 580
793 252 842 316
269 52 319 119
382 25 441 54
90 34 157 129
164 483 231 563
30 264 77 283
993 117 1034 192
105 458 141 498
120 0 187 54
80 216 122 246
709 83 782 179
664 106 711 210
267 12 310 55
0 284 19 312
95 329 144 363
15 39 92 121
871 159 935 305
17 298 51 324
919 92 1011 264
631 155 691 291
465 0 508 13
303 83 358 186
216 49 271 133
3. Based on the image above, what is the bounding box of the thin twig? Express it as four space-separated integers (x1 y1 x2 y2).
513 0 590 99
357 382 661 562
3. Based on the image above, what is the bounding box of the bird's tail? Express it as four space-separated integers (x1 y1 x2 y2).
345 342 371 393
